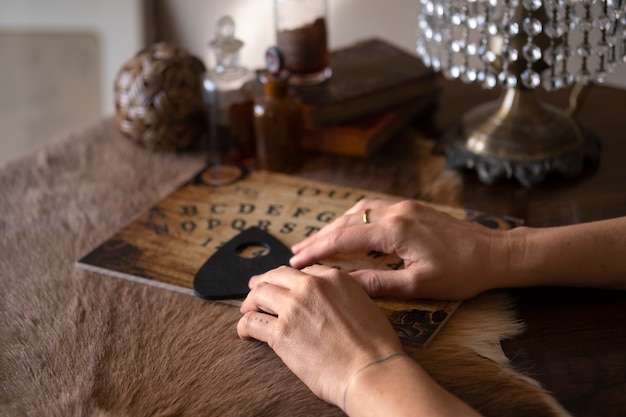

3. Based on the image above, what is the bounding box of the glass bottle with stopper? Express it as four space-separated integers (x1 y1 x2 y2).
202 15 256 166
253 47 302 173
275 0 331 85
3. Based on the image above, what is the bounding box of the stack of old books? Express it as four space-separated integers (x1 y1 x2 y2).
294 38 438 157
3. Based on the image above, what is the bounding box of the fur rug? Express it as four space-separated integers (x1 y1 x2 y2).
0 118 572 416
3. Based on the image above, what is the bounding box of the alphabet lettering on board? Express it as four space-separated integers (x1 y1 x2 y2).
180 221 196 232
267 204 283 216
181 205 198 216
149 207 167 220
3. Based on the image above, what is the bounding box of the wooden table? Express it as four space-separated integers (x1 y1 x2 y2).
298 80 626 417
440 81 626 417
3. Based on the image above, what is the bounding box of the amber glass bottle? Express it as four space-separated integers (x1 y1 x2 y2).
253 49 302 173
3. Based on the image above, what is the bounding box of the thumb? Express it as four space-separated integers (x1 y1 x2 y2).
350 269 418 298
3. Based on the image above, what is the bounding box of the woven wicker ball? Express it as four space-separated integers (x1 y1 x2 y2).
114 43 207 150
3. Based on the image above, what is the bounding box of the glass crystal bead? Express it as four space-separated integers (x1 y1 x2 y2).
451 13 465 25
451 40 466 53
547 76 573 91
507 48 519 62
466 43 478 55
523 17 543 36
575 70 592 85
573 18 594 32
482 50 497 63
414 0 626 95
522 43 542 62
543 44 566 65
541 75 557 92
450 65 465 78
503 22 520 36
483 72 497 89
521 69 541 88
595 17 615 32
593 71 608 83
467 15 485 30
522 0 542 11
498 71 518 88
544 23 567 39
443 65 463 79
461 68 478 83
557 73 574 88
576 42 593 57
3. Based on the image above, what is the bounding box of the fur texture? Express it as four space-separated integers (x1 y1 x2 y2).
0 118 571 416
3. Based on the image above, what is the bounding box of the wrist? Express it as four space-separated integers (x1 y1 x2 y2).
342 352 407 412
343 353 481 417
492 226 533 290
342 352 412 416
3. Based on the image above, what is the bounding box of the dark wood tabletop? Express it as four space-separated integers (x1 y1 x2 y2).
440 82 626 417
298 80 626 417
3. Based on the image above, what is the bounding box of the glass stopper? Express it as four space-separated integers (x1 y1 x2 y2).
210 15 244 53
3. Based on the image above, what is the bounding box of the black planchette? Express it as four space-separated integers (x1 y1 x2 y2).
193 227 294 300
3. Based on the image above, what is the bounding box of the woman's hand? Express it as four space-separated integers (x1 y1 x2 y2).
236 264 403 409
290 199 512 300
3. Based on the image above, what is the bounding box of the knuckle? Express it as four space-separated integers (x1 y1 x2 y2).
273 265 292 274
395 199 422 214
324 267 345 281
237 312 254 334
362 270 384 295
352 198 371 211
299 273 321 292
384 214 411 233
248 281 266 297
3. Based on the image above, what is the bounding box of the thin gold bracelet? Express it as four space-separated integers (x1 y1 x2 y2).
342 352 407 413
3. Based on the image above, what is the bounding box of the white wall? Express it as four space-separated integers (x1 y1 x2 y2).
157 0 420 70
0 0 146 115
157 0 626 88
0 0 148 162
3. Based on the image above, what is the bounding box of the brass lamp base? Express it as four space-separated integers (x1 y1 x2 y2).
444 87 600 187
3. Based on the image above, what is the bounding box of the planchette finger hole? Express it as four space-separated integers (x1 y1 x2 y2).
235 241 271 259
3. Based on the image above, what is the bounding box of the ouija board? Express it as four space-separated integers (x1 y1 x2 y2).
78 165 522 347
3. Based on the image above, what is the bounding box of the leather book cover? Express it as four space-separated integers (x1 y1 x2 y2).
300 93 436 157
292 38 438 128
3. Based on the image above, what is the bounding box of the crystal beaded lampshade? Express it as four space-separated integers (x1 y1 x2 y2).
416 0 625 186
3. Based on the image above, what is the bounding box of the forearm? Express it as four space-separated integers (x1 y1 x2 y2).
344 354 482 417
504 217 626 290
